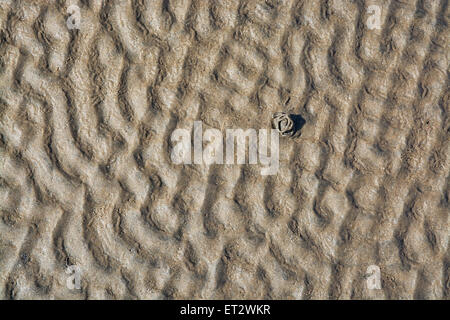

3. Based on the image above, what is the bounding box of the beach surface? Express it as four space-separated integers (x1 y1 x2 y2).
0 0 448 299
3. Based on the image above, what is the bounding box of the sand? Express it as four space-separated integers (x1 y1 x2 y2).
0 0 448 299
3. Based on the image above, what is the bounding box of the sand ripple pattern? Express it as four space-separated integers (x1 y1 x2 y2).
0 0 448 299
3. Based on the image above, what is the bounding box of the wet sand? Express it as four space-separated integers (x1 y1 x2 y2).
0 0 448 299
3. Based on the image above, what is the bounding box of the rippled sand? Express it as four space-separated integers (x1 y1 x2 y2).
0 0 448 299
